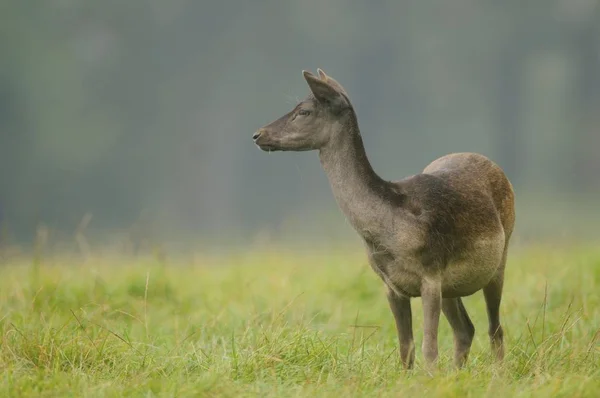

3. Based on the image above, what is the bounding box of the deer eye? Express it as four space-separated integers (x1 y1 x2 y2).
298 109 311 117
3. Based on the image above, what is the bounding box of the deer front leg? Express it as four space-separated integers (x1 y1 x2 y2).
386 288 415 369
421 276 442 368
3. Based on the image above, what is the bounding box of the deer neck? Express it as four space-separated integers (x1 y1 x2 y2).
318 116 395 240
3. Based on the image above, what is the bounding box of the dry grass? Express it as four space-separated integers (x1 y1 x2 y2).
0 244 599 397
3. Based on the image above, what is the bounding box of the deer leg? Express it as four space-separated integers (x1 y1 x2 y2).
483 251 507 361
442 297 475 368
421 277 442 368
386 288 415 369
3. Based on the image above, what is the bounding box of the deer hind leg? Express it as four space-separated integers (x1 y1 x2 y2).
483 249 507 361
442 297 475 368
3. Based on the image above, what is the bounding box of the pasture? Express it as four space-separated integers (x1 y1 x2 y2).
1 244 599 397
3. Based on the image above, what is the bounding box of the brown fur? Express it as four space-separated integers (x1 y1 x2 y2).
253 68 515 369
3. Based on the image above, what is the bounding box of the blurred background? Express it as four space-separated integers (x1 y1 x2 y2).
1 0 599 254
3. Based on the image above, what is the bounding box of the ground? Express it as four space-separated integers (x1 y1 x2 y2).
0 244 599 397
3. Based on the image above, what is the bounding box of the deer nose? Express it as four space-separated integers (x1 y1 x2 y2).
252 130 263 141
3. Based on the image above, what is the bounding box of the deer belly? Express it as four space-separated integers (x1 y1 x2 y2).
376 262 424 298
442 239 504 297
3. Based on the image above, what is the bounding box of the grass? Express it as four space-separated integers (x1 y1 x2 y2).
0 244 599 397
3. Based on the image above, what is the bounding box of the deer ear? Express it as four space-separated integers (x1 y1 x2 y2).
316 68 348 96
303 70 348 110
317 68 328 80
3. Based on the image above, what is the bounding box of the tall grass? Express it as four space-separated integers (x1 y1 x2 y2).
0 245 599 397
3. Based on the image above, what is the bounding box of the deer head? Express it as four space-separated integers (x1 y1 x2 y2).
253 69 354 152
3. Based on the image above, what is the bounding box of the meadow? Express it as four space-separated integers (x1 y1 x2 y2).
0 244 599 397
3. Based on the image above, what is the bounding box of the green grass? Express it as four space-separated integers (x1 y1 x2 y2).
1 245 599 397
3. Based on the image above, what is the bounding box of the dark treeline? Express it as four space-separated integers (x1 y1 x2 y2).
1 1 599 245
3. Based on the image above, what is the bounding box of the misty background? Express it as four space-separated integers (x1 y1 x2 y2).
1 1 599 254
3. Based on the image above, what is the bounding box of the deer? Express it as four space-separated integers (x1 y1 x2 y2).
252 68 515 370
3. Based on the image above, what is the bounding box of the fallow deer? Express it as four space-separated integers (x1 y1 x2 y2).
253 68 515 369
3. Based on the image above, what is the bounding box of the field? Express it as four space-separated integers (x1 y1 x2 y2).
1 244 599 397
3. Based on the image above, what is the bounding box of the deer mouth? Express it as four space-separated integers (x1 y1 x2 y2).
253 134 282 152
256 143 280 152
